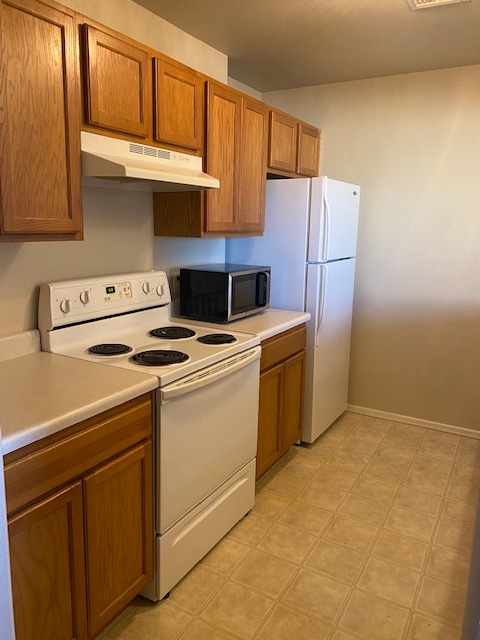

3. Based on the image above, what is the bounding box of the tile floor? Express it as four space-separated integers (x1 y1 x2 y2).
98 413 480 640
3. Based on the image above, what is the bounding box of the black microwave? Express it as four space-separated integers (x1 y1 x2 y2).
179 264 271 323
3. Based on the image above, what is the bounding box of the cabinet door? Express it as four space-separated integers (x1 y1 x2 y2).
205 81 241 233
8 482 87 640
82 25 150 137
282 350 306 451
154 58 204 152
0 0 82 239
237 97 268 233
268 110 297 173
297 123 320 177
256 363 284 479
83 440 153 638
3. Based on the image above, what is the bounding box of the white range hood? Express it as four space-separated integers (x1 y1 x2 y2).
81 131 219 192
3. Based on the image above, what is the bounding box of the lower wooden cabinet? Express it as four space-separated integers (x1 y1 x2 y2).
256 325 306 479
4 394 154 640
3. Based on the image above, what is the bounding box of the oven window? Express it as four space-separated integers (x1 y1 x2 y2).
232 274 257 312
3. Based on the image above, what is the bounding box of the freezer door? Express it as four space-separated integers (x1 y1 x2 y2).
303 259 356 443
308 177 360 262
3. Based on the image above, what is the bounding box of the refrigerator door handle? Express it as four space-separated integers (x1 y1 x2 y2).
315 265 327 348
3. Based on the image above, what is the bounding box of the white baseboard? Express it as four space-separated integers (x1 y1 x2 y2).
347 404 480 440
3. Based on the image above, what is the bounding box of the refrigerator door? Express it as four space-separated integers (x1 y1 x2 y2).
226 178 310 311
308 177 360 263
303 259 356 443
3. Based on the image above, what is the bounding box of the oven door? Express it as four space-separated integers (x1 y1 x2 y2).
157 346 261 534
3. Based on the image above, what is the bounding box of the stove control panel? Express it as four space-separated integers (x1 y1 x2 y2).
39 271 172 330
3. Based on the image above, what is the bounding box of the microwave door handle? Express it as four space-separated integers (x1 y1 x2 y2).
255 271 270 307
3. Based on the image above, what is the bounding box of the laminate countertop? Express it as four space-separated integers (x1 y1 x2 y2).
0 346 158 455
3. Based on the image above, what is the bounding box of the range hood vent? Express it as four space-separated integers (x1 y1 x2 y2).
80 132 219 192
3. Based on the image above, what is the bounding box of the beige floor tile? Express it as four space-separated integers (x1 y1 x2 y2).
179 619 239 640
311 465 358 490
227 513 272 546
297 443 338 462
278 500 332 535
281 569 349 623
371 529 429 572
168 567 224 614
256 522 316 564
323 514 378 551
231 549 297 598
276 454 321 479
200 581 274 640
297 481 347 511
382 423 425 451
456 448 480 468
446 478 479 505
337 436 379 457
405 613 461 640
355 415 393 436
403 469 448 496
440 498 476 529
424 430 460 448
394 486 442 517
338 493 389 526
363 459 407 483
356 556 421 607
415 576 466 627
316 429 346 446
384 506 435 542
338 589 409 640
434 520 474 552
351 475 398 502
452 463 480 485
258 470 309 499
418 442 458 462
326 451 369 474
332 411 362 430
460 437 480 453
252 489 291 520
425 545 470 587
255 603 332 640
331 631 366 640
200 538 251 576
109 600 192 640
305 538 367 585
411 455 452 478
373 445 415 467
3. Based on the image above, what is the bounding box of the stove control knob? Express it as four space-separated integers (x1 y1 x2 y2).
142 282 151 295
79 290 90 305
156 284 164 297
60 299 71 314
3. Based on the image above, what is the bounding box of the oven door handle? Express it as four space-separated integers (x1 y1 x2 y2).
161 345 261 403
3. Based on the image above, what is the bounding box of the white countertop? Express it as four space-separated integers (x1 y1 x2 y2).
179 308 311 341
0 351 158 455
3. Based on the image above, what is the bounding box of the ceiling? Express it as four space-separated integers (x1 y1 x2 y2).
131 0 480 92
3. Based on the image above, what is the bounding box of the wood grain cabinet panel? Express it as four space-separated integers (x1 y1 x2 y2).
297 123 321 177
8 482 87 640
257 363 284 479
82 24 150 137
154 58 204 151
268 111 298 173
0 0 82 241
283 350 306 449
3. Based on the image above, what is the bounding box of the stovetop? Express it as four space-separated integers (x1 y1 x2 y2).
38 271 259 386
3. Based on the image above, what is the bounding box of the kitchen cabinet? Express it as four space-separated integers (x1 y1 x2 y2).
153 58 204 152
153 81 268 237
268 109 320 178
256 324 306 479
0 0 83 242
81 23 151 138
4 394 154 640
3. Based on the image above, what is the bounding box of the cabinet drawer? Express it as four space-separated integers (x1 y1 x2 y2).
4 395 152 515
260 324 306 372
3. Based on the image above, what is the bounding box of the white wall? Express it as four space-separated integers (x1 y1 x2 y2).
0 0 227 337
264 65 480 431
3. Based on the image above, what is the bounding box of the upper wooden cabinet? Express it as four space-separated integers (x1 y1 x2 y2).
82 24 151 138
153 81 268 237
153 59 204 151
268 109 321 178
0 0 83 242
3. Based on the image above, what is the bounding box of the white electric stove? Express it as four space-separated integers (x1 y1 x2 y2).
38 271 261 599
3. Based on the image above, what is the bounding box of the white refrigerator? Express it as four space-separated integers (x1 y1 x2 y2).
226 176 360 443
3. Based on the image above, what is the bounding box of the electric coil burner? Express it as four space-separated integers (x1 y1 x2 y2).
88 343 133 356
197 333 237 345
149 327 196 340
131 350 189 367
